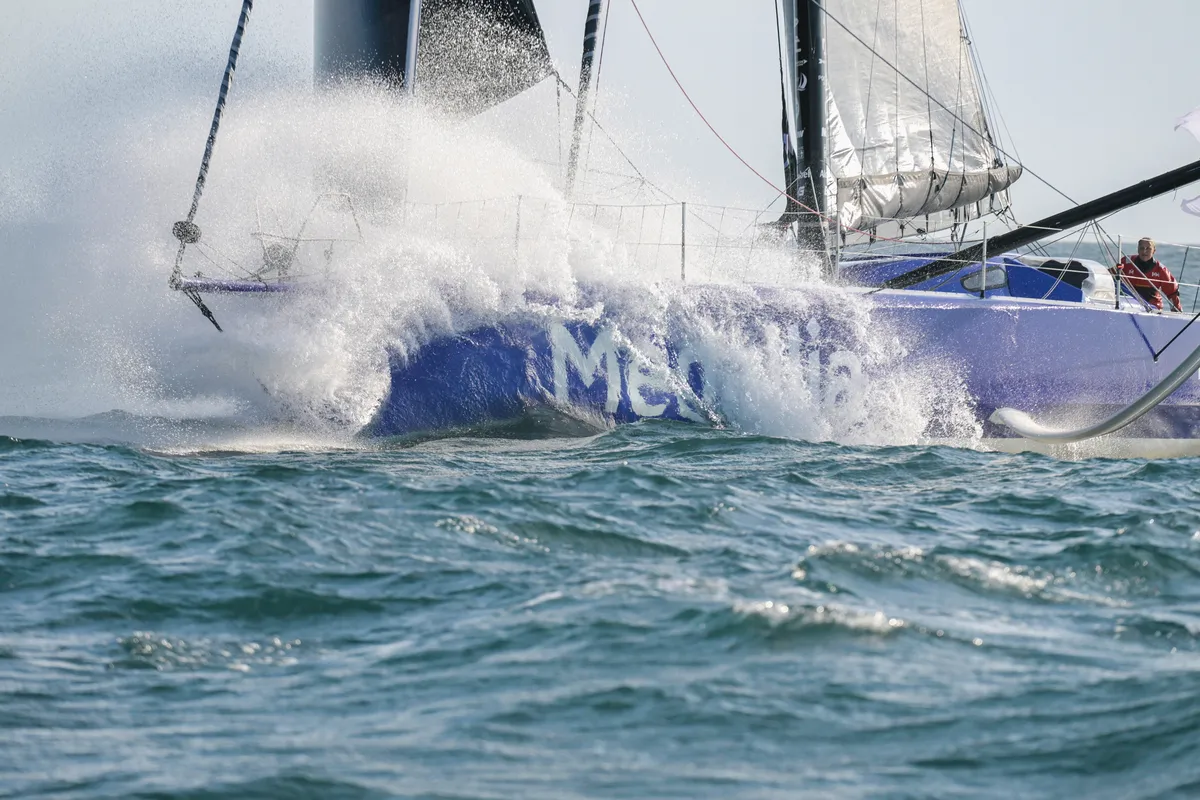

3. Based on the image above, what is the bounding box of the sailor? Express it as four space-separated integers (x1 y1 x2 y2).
1113 237 1182 311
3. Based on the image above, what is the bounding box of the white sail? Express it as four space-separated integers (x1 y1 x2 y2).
820 0 1021 233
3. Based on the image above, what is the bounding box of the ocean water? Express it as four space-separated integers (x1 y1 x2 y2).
4 419 1200 799
6 11 1200 795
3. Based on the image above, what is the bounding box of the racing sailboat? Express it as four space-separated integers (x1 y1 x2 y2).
170 0 1200 452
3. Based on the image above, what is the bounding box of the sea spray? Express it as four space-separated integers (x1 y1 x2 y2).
3 77 980 447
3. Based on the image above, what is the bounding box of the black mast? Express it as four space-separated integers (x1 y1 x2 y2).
882 158 1200 289
795 0 827 217
566 0 605 198
314 0 551 107
792 0 830 265
314 0 420 90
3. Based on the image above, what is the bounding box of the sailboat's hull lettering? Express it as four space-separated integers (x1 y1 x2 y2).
364 288 1200 444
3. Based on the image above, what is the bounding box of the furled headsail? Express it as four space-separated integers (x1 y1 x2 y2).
315 0 553 115
779 0 1022 238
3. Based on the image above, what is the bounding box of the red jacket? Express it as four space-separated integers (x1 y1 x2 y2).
1117 256 1181 311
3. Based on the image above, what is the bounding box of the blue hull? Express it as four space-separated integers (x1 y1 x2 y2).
363 286 1200 443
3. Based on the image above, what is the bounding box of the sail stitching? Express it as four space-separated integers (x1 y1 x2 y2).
819 1 991 163
853 0 884 222
815 0 1086 221
943 17 968 214
892 0 901 199
919 0 938 220
628 0 911 243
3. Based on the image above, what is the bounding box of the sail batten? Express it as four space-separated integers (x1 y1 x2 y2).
813 0 1021 232
838 164 1022 224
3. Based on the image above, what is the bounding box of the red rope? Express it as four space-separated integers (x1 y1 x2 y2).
627 0 905 244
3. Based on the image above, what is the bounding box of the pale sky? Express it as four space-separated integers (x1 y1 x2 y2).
3 0 1199 243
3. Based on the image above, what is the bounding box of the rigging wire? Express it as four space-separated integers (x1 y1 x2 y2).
549 66 726 239
580 0 614 188
811 0 1077 208
184 0 253 227
556 79 564 183
626 0 909 244
172 0 254 278
551 71 676 204
959 5 1024 180
918 0 941 214
169 0 253 332
1034 228 1089 301
891 0 901 187
855 0 884 206
957 3 1118 253
943 2 967 216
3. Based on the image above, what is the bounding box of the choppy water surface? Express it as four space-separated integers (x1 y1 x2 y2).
4 423 1200 799
5 7 1200 794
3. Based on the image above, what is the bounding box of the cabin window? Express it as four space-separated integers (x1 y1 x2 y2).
960 265 1007 293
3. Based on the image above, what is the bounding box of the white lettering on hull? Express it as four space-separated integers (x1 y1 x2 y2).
825 350 866 414
551 324 621 413
793 319 866 412
670 345 708 422
626 352 669 418
548 319 865 421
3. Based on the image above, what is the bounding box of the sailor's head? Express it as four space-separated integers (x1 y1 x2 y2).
1138 237 1156 258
